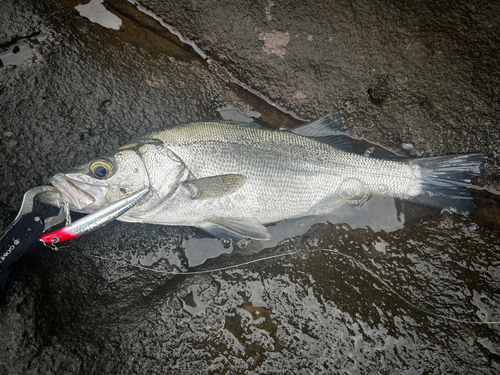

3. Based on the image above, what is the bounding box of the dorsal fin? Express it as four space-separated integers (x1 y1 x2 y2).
291 113 349 137
291 113 352 152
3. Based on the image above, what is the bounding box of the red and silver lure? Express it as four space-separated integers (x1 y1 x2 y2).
39 188 150 244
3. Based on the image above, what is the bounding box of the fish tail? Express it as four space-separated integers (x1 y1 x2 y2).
408 153 488 214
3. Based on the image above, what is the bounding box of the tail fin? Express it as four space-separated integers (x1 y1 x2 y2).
408 153 488 214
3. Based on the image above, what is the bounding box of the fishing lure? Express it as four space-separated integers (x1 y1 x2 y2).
39 188 150 244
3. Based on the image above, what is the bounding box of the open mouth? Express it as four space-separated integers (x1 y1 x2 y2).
40 173 97 211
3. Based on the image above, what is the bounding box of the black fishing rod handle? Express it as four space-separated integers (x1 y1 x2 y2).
0 212 45 294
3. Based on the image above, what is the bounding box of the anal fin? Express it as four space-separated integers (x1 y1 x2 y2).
198 217 272 241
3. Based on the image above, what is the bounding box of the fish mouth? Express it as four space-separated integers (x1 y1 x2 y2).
39 173 105 212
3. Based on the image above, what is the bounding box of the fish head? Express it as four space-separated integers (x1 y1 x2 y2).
40 148 151 214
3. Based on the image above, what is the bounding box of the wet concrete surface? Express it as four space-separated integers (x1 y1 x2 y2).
0 0 500 374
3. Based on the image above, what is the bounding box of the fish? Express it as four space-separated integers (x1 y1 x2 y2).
39 113 488 241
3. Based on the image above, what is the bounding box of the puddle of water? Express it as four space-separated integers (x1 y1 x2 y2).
184 237 233 267
75 0 122 30
90 189 406 270
0 41 33 66
217 106 261 123
174 195 404 268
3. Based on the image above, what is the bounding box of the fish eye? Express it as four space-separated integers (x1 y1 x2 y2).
90 160 114 179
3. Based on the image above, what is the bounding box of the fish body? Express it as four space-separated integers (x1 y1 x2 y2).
41 114 487 240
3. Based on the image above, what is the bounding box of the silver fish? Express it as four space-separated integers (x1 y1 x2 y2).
39 114 487 240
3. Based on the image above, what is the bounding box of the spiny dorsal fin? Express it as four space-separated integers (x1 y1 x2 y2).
182 174 247 200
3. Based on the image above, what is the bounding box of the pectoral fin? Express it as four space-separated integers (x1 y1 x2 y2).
182 174 246 200
198 217 272 241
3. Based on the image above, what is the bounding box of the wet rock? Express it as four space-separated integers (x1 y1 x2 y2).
4 212 500 374
0 0 42 46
